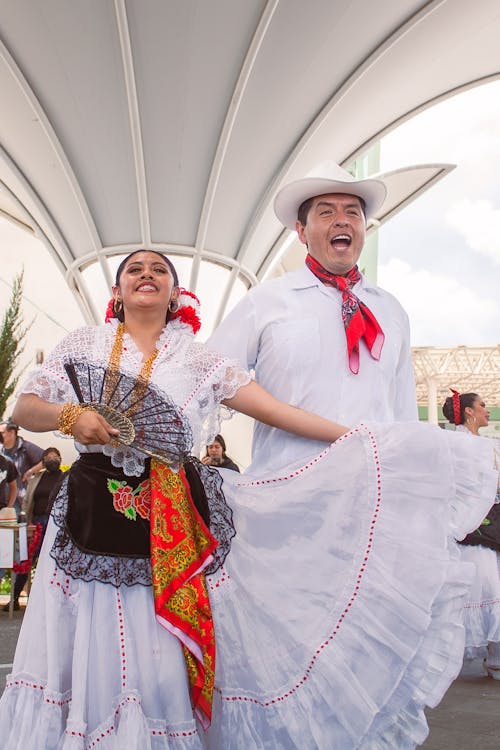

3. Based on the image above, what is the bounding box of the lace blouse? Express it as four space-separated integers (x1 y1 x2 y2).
21 318 250 476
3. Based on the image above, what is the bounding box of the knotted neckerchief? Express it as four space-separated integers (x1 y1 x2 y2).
305 254 385 374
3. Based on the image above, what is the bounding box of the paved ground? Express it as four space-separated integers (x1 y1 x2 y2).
422 660 500 749
1 596 499 747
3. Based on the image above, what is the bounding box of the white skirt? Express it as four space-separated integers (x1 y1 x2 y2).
459 544 500 659
0 422 497 750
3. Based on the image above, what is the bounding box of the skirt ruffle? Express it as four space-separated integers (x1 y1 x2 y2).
459 545 500 659
0 683 202 750
0 526 205 750
0 422 497 750
205 423 498 749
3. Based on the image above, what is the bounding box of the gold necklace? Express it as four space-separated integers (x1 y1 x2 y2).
106 322 159 417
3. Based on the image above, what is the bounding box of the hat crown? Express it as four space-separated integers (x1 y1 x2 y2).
305 161 357 183
273 162 387 230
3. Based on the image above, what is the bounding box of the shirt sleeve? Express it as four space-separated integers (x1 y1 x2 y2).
24 442 45 466
393 310 419 421
206 292 260 371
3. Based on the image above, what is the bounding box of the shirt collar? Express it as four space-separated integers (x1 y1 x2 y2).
290 265 381 294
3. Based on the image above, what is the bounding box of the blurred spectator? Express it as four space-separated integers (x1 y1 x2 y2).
0 454 18 587
0 419 44 516
201 434 240 472
0 453 17 509
3 447 64 612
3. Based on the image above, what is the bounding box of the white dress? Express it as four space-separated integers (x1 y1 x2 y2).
0 320 497 750
455 425 500 660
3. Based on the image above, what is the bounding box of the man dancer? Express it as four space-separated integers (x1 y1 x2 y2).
208 163 417 473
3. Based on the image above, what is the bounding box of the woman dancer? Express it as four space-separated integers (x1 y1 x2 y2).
0 250 496 750
443 390 500 678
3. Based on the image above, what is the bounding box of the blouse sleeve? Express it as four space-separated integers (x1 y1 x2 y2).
181 342 251 455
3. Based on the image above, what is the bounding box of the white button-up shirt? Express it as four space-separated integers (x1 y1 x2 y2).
208 266 417 473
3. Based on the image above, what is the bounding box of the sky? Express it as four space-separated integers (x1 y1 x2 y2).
377 79 500 347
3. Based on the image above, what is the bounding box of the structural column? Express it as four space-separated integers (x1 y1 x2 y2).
426 377 438 424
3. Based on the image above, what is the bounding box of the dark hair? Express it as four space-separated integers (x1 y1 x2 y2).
297 194 366 226
5 420 18 433
297 197 315 227
42 446 61 460
205 434 227 456
442 392 479 425
113 250 179 323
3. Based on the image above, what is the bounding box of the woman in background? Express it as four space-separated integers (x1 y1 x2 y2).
443 390 500 678
202 434 240 472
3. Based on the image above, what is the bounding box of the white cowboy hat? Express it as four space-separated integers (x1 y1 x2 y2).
274 162 387 230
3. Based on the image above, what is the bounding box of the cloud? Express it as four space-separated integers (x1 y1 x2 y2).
445 198 500 264
378 258 498 346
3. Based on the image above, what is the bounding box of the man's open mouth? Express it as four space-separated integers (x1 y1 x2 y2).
330 234 352 249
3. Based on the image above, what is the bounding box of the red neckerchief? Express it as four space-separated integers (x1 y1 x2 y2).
305 254 385 374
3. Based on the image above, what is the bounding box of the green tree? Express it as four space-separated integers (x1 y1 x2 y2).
0 270 31 420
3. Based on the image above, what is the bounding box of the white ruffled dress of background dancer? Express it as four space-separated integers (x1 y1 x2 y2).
0 251 497 750
443 389 500 678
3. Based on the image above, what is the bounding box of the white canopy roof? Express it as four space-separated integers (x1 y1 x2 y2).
1 0 499 326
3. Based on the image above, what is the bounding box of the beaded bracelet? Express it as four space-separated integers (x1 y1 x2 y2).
57 403 92 436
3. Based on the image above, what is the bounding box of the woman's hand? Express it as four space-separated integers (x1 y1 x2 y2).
70 409 119 445
12 394 120 445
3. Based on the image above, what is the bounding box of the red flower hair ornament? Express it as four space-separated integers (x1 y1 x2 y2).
105 288 201 335
450 388 462 426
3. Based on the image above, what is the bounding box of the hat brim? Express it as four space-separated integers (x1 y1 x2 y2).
274 176 387 230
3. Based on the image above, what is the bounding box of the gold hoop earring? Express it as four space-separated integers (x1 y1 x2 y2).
113 299 123 315
169 299 179 313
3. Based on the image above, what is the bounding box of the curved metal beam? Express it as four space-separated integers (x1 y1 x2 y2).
235 0 447 269
114 0 151 248
70 243 258 289
0 34 107 270
344 72 500 166
0 163 95 323
189 0 280 292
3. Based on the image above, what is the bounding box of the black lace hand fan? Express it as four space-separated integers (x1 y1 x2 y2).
64 361 193 465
